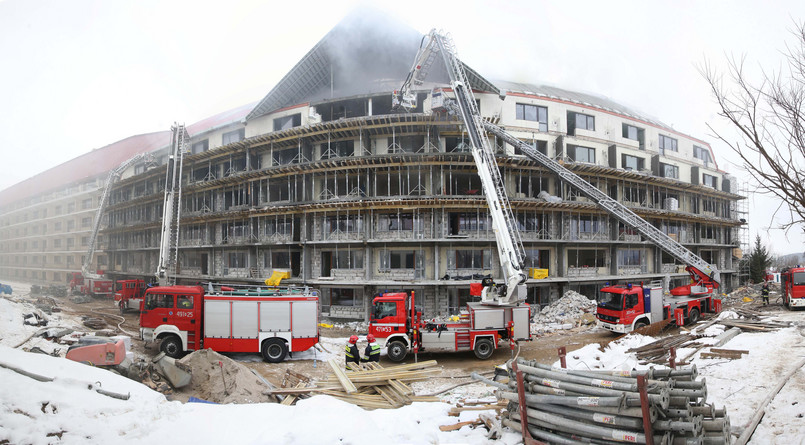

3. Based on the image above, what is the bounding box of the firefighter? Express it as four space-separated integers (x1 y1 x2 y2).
762 281 770 306
344 335 360 369
361 334 381 363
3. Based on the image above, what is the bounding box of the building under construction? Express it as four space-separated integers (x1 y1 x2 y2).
0 13 745 319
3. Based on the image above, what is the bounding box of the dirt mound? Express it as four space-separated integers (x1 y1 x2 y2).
176 349 272 404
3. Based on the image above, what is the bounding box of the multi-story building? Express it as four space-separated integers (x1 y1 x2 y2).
0 13 744 319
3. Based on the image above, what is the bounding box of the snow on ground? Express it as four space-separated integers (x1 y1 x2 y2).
0 287 513 445
555 310 805 444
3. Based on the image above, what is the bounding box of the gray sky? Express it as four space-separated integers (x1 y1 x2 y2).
1 0 804 255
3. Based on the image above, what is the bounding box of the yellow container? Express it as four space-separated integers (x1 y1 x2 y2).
529 268 549 279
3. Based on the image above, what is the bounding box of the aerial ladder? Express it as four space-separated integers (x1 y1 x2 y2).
394 29 719 300
82 152 154 280
395 31 528 305
155 124 189 286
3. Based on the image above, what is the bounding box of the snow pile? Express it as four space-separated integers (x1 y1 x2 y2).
0 345 508 445
531 290 597 333
0 297 82 355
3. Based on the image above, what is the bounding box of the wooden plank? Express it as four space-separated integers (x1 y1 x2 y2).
328 359 357 394
280 382 307 406
710 348 749 355
439 420 482 432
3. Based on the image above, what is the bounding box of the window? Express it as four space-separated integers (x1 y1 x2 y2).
660 163 679 179
54 239 62 248
617 249 644 267
659 135 678 153
622 154 645 171
67 202 75 213
379 213 420 232
273 114 302 131
222 129 245 145
329 250 364 269
82 217 92 227
81 236 89 246
177 295 194 309
693 146 711 165
145 294 174 310
567 249 607 268
327 215 363 234
452 249 492 269
622 124 644 145
575 113 595 131
55 205 62 215
572 215 606 235
515 103 548 131
191 139 209 154
516 213 543 232
82 199 93 209
373 301 397 319
67 220 75 231
449 213 489 234
702 174 718 188
227 252 247 268
379 250 422 270
523 249 550 269
622 186 646 204
569 145 595 163
331 288 357 306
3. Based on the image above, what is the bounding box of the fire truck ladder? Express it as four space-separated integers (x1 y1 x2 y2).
156 123 189 286
400 31 527 304
485 122 720 285
82 152 153 279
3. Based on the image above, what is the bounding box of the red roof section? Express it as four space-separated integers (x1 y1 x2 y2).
0 131 171 207
0 103 257 208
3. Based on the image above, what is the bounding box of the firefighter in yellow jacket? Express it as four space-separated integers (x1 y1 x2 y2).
345 335 360 370
361 334 381 363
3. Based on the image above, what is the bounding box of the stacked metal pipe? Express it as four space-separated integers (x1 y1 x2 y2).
474 358 731 445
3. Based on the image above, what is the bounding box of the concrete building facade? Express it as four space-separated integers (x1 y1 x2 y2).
0 14 744 319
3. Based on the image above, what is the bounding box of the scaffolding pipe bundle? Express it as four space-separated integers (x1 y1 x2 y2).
474 358 732 445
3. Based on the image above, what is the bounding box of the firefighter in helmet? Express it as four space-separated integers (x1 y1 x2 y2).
761 281 770 306
345 335 360 370
361 334 381 363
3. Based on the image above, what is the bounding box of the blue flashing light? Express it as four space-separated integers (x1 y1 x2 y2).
627 283 633 290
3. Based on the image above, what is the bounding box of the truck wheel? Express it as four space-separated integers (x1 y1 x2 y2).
688 308 700 325
473 338 495 360
160 335 183 358
634 320 648 330
386 341 408 362
261 338 288 363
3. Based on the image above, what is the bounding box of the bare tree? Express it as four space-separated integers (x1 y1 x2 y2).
701 22 805 232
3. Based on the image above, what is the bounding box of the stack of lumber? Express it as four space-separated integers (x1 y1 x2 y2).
263 360 442 409
627 333 702 365
717 318 789 331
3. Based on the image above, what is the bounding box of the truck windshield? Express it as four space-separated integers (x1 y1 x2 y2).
598 292 623 311
793 272 805 286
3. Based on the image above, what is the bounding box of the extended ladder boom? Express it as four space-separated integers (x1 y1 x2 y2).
485 122 720 285
82 152 153 279
398 30 527 305
156 124 189 285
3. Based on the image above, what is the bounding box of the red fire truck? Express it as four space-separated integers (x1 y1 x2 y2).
596 279 720 334
781 266 805 309
139 284 320 363
114 279 148 313
68 272 114 298
369 290 531 362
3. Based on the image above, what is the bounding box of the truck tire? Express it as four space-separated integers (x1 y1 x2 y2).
261 338 288 363
473 338 495 360
634 320 648 330
687 308 700 325
386 340 408 362
160 335 183 358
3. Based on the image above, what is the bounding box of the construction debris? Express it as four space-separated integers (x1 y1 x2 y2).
480 358 731 445
176 349 269 404
532 290 597 333
264 360 442 409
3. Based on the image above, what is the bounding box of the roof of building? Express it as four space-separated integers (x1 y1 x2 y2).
245 9 498 121
0 102 254 208
0 131 171 208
